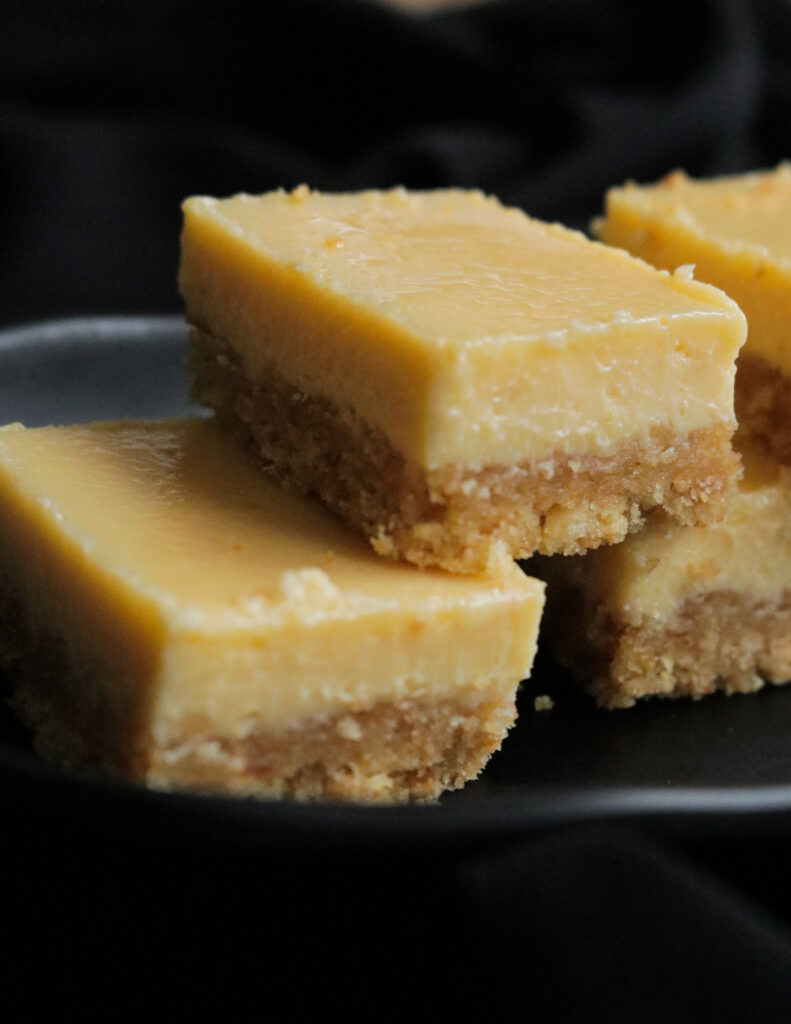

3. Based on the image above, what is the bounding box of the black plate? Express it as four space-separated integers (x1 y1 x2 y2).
3 315 791 855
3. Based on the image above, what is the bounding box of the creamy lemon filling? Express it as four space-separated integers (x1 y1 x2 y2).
180 187 745 470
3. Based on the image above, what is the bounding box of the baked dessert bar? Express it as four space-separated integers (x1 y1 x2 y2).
596 165 791 462
534 434 791 708
0 417 545 801
179 186 746 573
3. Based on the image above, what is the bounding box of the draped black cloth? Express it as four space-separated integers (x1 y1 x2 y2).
2 0 789 326
3 2 791 1017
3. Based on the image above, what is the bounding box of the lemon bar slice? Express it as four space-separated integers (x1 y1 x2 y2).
535 434 791 708
179 186 745 573
0 418 544 801
597 165 791 461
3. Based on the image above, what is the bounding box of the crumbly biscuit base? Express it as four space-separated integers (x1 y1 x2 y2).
735 353 791 464
541 583 791 709
148 692 515 802
0 591 514 803
189 327 740 573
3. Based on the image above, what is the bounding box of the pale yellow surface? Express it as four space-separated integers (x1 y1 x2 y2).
598 165 791 375
179 187 745 469
0 418 544 738
568 436 791 625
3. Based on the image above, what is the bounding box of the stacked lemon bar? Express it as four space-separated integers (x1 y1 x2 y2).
537 166 791 708
0 419 544 800
178 186 747 730
0 184 750 800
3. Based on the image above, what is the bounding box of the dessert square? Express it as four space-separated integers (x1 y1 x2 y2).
533 434 791 708
596 165 791 462
0 417 544 801
179 186 745 573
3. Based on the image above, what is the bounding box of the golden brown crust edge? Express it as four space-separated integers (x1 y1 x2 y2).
537 576 791 709
188 326 741 574
148 692 516 803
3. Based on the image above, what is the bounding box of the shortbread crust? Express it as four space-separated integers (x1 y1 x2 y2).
180 187 745 571
567 590 791 709
0 418 544 801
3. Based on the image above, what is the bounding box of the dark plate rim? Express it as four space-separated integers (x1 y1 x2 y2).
5 732 791 854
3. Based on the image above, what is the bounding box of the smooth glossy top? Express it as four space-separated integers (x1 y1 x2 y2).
0 418 536 629
181 189 745 466
188 186 740 345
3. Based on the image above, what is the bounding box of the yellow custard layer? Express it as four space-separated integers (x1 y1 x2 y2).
558 436 791 627
0 418 544 741
597 165 791 376
179 187 745 470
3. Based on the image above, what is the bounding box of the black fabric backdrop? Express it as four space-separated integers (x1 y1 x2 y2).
3 0 789 327
4 1 791 1017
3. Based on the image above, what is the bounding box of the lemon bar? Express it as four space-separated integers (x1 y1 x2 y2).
0 418 544 801
535 434 791 708
179 186 745 573
597 165 791 462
